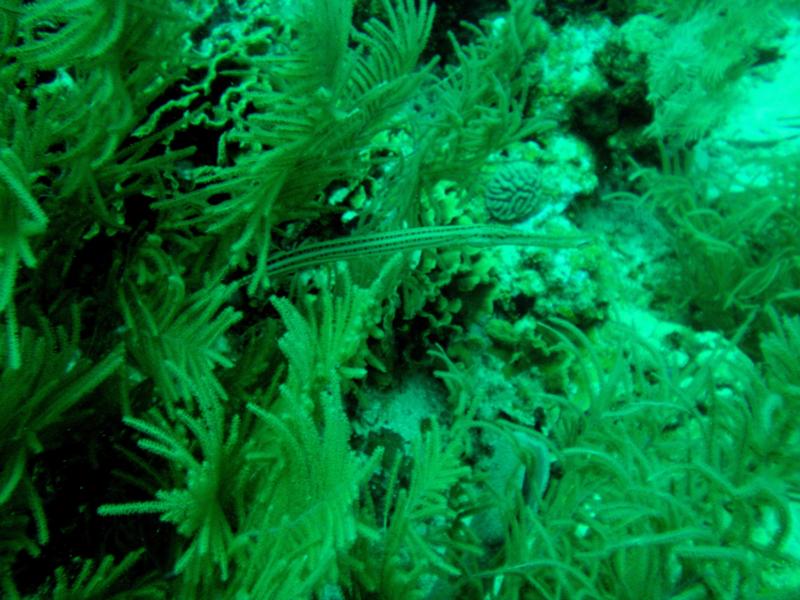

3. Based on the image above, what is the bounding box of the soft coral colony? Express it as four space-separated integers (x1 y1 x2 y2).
1 0 799 598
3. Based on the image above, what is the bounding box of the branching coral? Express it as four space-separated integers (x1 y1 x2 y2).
2 0 798 598
0 317 123 549
98 400 245 587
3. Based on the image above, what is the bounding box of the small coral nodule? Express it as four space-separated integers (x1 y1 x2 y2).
485 162 543 222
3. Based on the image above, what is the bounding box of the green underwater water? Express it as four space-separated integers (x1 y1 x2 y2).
2 0 800 598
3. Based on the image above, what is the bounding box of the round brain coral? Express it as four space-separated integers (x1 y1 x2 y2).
484 162 544 222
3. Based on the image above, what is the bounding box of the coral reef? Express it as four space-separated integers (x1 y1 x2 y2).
1 0 799 598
